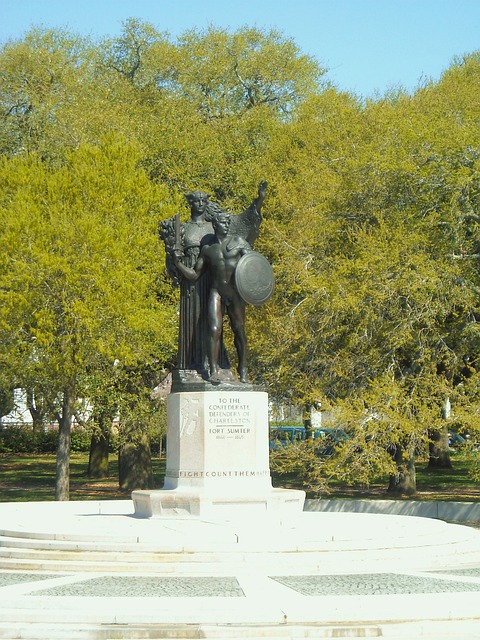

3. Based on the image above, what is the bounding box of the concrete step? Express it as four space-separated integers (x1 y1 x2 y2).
0 545 195 563
0 621 387 640
2 514 480 574
0 535 168 553
2 541 480 575
2 620 480 640
0 555 230 573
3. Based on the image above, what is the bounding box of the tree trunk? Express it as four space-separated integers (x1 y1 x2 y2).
303 403 313 440
428 423 452 469
26 388 46 433
55 385 75 501
88 432 110 478
87 416 111 478
388 443 416 496
0 387 14 426
118 433 154 491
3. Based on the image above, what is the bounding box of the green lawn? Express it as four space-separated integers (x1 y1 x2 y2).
309 458 480 501
0 453 166 502
273 454 480 501
0 451 478 502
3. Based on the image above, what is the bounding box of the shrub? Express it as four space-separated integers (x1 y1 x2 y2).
70 428 91 452
0 425 91 453
0 426 56 453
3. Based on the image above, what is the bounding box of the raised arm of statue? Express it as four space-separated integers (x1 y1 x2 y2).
254 181 268 214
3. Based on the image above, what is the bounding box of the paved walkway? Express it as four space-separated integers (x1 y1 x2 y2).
1 500 480 639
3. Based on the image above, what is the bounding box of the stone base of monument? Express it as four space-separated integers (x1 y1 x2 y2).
132 486 304 519
132 387 305 520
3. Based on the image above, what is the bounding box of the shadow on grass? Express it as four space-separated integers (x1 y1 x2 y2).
0 453 167 502
1 452 478 503
272 458 480 502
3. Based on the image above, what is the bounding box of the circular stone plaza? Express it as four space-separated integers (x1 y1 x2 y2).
1 499 480 639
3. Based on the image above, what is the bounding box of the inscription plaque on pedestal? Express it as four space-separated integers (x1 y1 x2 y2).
163 390 271 493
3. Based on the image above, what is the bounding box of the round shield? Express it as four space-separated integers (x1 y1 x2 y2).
235 251 275 306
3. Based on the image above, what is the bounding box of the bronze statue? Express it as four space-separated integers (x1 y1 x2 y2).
160 182 271 384
160 191 217 374
174 211 251 382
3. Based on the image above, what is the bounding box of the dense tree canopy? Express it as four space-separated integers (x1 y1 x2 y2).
0 137 177 497
1 21 480 495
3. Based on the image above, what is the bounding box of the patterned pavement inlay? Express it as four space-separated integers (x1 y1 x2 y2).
32 576 245 597
430 568 480 578
0 573 61 587
271 573 480 596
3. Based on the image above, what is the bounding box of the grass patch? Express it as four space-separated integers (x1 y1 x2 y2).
272 455 480 501
1 451 478 503
0 452 166 502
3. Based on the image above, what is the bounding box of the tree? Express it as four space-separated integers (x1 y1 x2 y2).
3 21 480 496
83 362 120 479
0 386 14 426
0 136 177 499
172 26 324 120
25 388 49 433
98 18 177 89
261 56 480 492
116 364 165 491
0 28 96 158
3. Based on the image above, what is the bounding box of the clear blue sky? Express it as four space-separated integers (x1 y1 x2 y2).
1 0 480 98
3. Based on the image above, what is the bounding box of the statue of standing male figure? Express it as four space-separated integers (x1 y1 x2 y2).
160 181 273 385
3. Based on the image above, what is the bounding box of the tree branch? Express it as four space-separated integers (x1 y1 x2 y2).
450 253 480 259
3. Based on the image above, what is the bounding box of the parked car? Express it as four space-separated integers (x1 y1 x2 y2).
269 425 349 456
312 427 350 456
448 431 467 451
269 426 306 450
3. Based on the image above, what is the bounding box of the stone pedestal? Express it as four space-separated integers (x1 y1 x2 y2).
132 388 305 519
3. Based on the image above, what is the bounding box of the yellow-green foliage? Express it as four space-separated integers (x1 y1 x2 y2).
0 136 177 395
2 22 480 487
